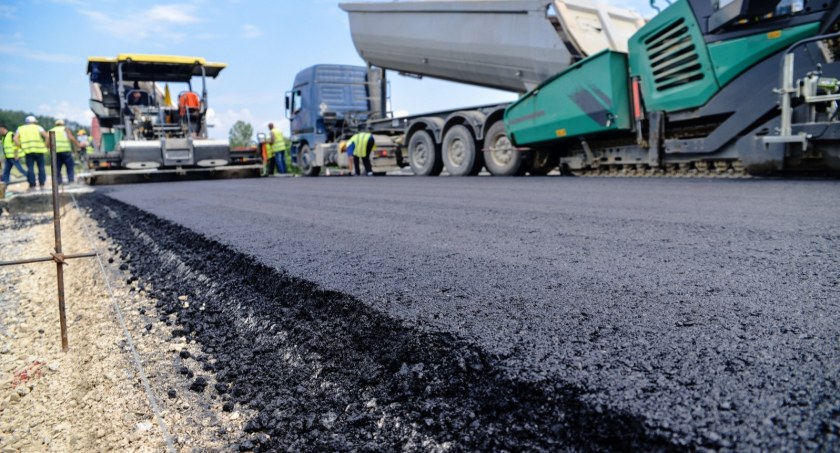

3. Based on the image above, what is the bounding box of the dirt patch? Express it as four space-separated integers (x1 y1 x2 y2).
0 209 162 452
0 198 251 452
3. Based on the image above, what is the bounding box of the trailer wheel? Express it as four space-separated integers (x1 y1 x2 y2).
483 121 524 176
528 150 558 176
442 125 480 176
408 130 443 176
299 144 321 177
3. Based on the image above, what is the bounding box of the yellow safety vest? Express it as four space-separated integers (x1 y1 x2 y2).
350 132 373 158
49 126 73 153
3 132 20 159
17 124 48 155
79 137 93 154
270 129 287 154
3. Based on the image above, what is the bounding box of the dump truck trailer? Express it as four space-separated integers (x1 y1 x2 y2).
84 54 261 183
504 0 840 176
287 0 645 176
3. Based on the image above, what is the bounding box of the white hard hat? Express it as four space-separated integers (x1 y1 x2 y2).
25 115 37 124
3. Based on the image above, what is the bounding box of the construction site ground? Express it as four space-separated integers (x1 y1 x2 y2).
0 176 839 452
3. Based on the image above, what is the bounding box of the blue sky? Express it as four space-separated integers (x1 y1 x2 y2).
0 0 656 140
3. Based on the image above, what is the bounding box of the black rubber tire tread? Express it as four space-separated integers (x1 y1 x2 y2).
299 144 321 177
528 150 558 176
482 121 524 176
408 130 443 176
442 125 479 177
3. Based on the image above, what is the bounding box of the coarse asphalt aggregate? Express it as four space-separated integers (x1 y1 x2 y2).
88 176 840 451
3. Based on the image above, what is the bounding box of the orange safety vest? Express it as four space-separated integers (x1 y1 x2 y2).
179 92 201 116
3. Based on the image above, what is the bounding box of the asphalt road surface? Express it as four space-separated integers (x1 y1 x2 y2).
95 176 840 451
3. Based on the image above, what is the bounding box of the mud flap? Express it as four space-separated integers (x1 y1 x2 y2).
647 111 664 167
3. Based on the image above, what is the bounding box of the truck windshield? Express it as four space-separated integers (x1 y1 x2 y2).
292 91 302 114
714 0 804 15
711 0 807 32
774 0 804 15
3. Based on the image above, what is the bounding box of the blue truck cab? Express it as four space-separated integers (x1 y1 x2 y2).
285 64 377 176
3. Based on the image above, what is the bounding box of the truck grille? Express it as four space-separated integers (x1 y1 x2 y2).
644 18 703 91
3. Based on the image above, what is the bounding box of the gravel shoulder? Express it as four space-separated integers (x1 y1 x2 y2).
0 208 162 452
0 198 252 452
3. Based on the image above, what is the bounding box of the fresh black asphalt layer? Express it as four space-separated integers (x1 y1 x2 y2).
87 177 840 451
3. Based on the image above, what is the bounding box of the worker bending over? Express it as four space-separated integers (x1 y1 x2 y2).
346 132 375 176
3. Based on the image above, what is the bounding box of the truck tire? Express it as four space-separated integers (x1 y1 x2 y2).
528 150 558 176
408 130 443 176
442 125 481 176
483 120 525 176
299 143 320 177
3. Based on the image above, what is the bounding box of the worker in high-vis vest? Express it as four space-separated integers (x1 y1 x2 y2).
14 116 49 191
347 132 375 176
263 126 275 176
77 129 92 155
1 123 26 186
49 119 81 185
267 122 287 174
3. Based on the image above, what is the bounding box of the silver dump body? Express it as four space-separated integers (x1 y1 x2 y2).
339 0 646 93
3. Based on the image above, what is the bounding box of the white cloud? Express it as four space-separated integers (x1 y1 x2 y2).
147 4 200 24
206 107 289 141
0 5 15 19
36 101 94 125
206 107 252 141
1 83 23 93
608 0 659 15
79 3 200 43
0 34 77 64
243 24 261 38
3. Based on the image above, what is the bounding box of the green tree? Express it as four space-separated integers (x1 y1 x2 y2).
0 109 84 132
229 121 254 148
0 109 86 172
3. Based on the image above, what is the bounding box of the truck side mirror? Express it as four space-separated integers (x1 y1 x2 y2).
284 92 292 119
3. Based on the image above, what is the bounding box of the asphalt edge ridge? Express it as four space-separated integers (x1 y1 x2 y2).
82 192 682 452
